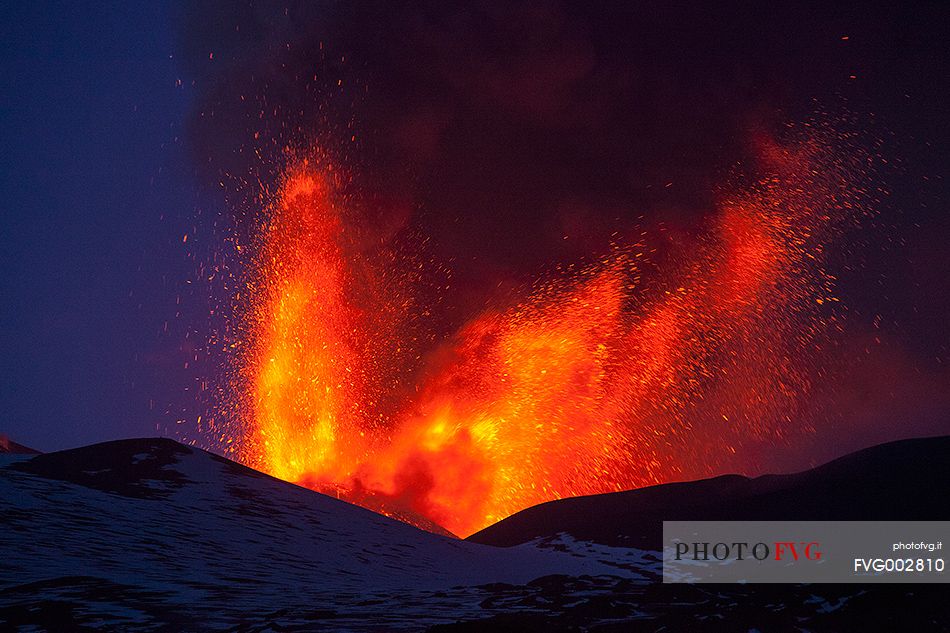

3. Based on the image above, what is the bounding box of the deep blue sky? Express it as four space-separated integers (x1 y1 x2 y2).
1 1 197 450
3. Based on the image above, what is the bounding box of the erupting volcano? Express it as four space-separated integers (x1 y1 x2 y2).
221 127 873 537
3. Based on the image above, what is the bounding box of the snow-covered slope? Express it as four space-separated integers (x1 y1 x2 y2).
2 436 948 631
0 438 655 631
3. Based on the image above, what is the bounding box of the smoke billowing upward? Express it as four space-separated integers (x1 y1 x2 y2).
176 2 950 534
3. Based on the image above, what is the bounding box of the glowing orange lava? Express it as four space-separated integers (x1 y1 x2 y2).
227 130 870 537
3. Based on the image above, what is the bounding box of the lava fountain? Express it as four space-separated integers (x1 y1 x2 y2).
224 127 873 537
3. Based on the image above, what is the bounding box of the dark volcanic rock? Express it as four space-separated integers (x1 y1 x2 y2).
0 435 40 454
10 438 193 499
428 580 950 633
467 435 950 549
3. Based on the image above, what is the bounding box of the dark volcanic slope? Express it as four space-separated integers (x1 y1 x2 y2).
0 436 40 454
468 435 950 549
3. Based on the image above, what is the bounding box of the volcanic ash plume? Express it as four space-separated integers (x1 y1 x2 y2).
224 128 873 537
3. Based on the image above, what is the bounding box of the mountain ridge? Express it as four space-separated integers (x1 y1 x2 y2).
467 434 950 548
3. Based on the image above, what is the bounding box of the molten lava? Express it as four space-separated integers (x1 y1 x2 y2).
226 130 870 537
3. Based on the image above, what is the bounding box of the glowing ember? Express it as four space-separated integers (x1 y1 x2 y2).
223 128 871 537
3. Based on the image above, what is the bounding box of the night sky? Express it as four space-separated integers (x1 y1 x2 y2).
1 2 197 451
2 1 948 463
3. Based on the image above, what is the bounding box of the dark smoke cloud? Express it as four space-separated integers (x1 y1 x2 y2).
176 2 809 273
177 1 949 466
